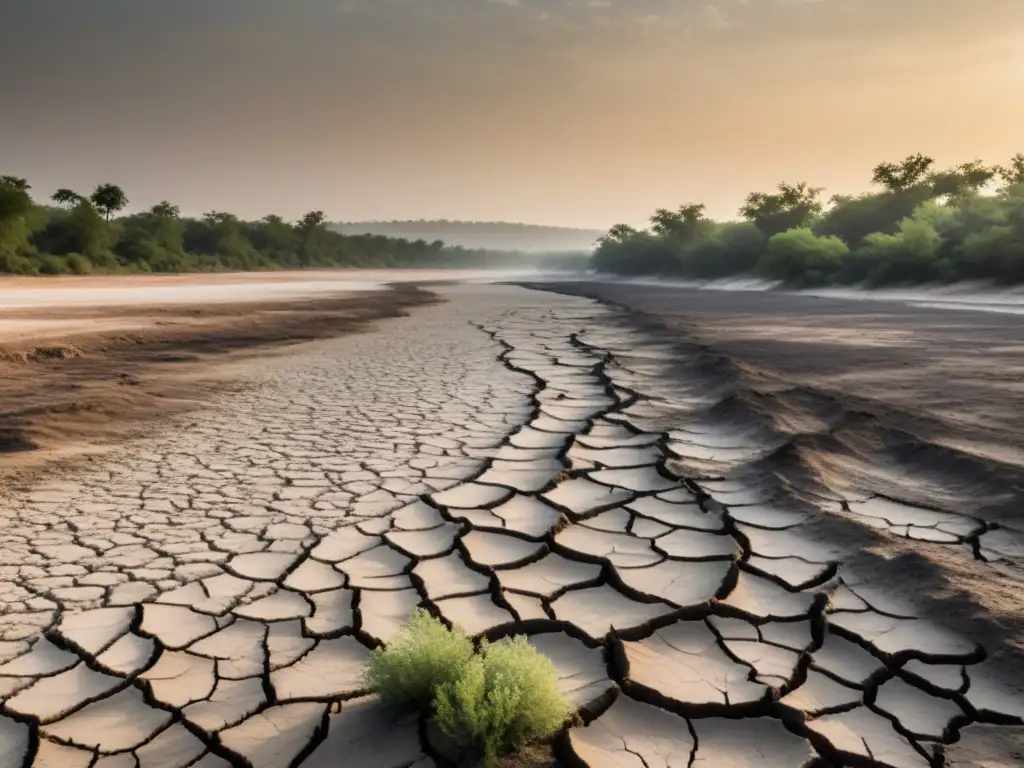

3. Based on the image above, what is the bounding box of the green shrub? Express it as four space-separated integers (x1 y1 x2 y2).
959 225 1024 283
758 227 849 285
0 248 36 274
65 254 93 275
435 637 570 767
854 206 948 285
678 221 766 278
37 253 68 274
363 608 473 712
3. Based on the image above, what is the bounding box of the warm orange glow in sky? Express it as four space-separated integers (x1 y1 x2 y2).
2 0 1023 228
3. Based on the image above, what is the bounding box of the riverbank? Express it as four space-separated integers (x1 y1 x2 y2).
0 279 438 480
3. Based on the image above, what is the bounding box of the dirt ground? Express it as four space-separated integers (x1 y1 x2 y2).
0 281 438 481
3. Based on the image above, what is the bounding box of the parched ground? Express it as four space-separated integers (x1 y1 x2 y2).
0 282 1022 768
0 281 436 477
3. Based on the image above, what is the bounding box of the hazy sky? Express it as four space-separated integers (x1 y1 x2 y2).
2 0 1022 228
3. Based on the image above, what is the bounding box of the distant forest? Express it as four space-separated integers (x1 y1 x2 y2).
593 154 1024 287
0 177 562 275
332 220 603 254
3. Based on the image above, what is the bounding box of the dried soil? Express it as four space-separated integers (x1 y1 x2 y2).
0 283 438 480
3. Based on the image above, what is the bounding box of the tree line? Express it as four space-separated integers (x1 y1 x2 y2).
592 154 1024 286
0 177 530 275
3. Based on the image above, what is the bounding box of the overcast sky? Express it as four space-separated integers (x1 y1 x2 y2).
2 0 1022 228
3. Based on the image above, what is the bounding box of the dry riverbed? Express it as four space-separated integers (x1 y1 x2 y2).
0 278 1022 768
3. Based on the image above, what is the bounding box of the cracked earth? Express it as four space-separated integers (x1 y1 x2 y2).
0 284 1022 768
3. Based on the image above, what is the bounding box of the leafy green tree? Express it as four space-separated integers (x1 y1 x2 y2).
90 183 128 221
5 172 518 274
115 200 188 270
0 182 33 220
296 210 327 267
52 189 86 208
680 221 766 277
740 182 824 236
33 200 115 264
958 226 1024 284
0 179 37 274
598 224 641 246
245 215 301 267
815 190 932 247
816 156 942 248
871 154 935 193
184 211 263 269
997 154 1024 186
851 203 954 285
0 176 30 193
931 159 997 198
649 203 710 239
150 200 180 219
298 210 327 230
591 224 660 274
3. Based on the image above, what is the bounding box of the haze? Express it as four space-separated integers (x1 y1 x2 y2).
2 0 1022 229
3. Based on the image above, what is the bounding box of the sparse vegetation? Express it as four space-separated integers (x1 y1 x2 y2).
592 153 1024 286
0 176 547 275
435 637 570 767
363 608 474 712
364 611 570 768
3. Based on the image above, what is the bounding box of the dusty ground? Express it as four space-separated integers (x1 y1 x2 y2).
0 282 437 479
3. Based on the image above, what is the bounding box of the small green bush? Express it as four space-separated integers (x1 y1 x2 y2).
37 253 68 275
65 254 93 275
758 227 849 285
435 637 570 767
363 608 473 712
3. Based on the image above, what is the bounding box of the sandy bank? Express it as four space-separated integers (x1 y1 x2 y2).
0 268 541 313
0 282 438 479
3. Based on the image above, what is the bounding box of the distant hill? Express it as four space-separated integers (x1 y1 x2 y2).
330 220 603 253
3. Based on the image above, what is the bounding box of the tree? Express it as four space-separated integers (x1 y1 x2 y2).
52 188 86 208
997 154 1024 187
297 210 327 232
245 214 301 266
90 183 128 221
680 221 766 278
931 159 997 198
0 177 36 274
34 199 114 261
740 182 824 236
650 203 706 236
297 210 327 267
115 202 187 269
150 200 180 219
0 184 32 220
871 154 935 193
0 176 30 193
182 210 264 269
598 224 641 246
